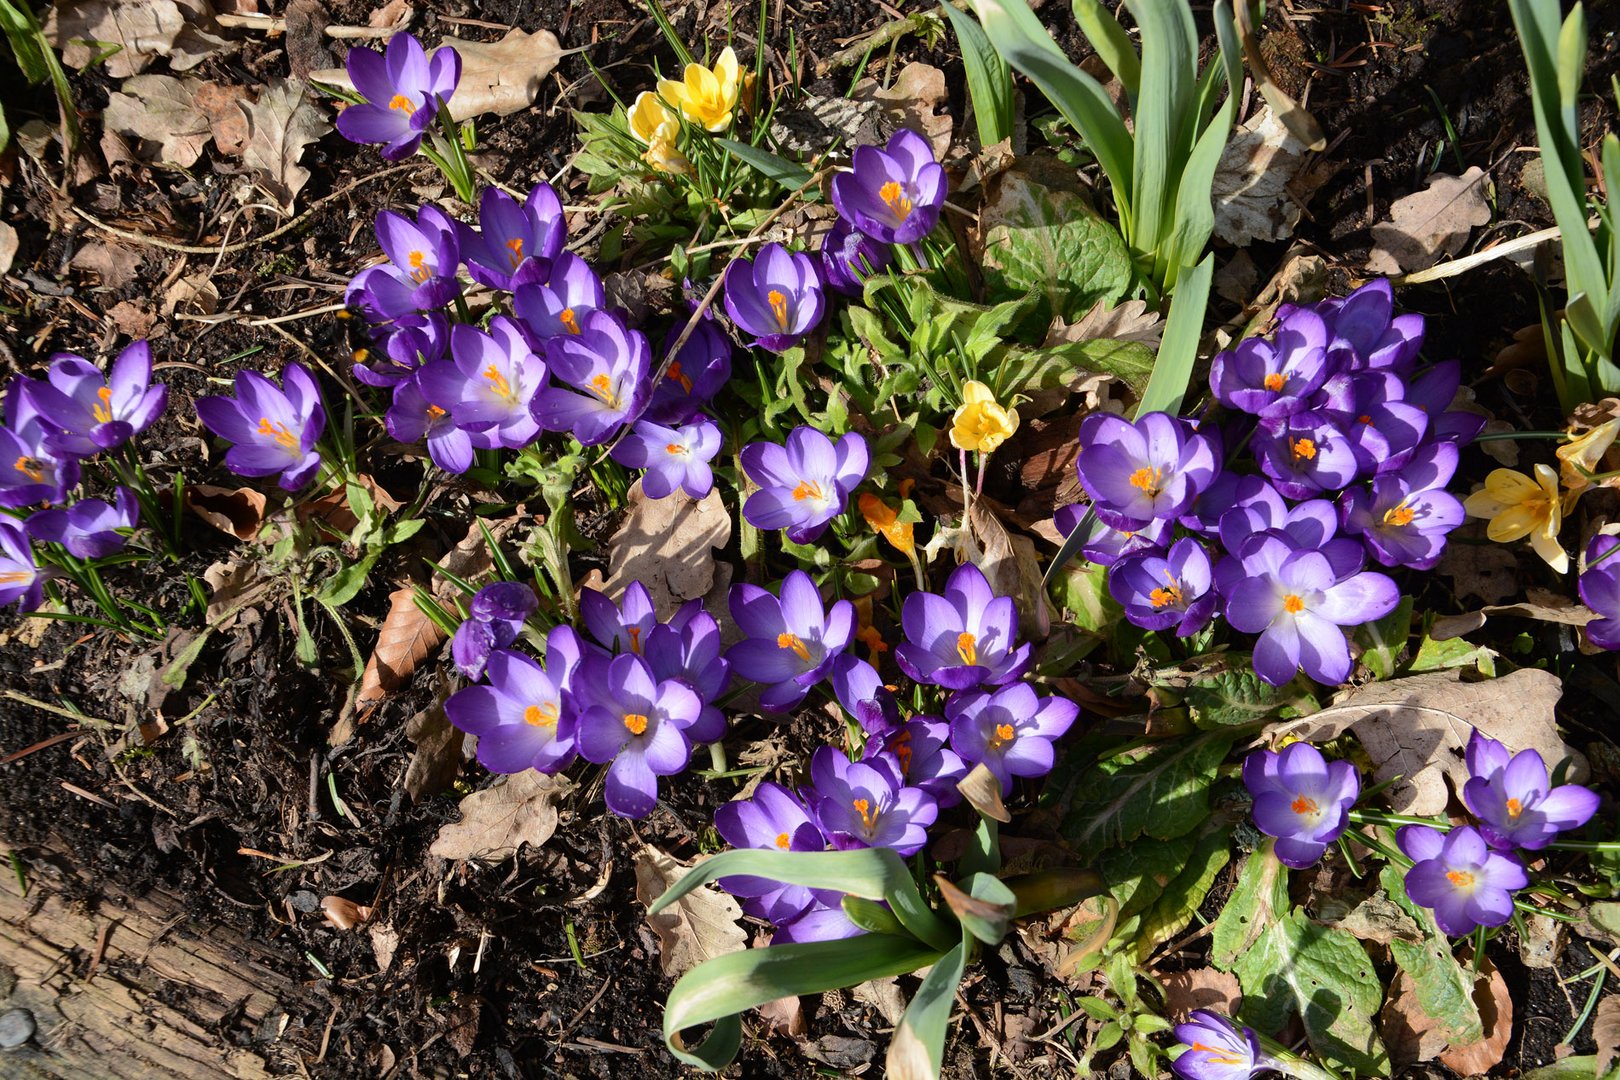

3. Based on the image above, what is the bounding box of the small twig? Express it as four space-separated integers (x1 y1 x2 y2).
1390 225 1561 286
84 919 117 984
817 11 936 75
61 781 117 809
70 164 420 256
215 12 410 38
2 689 102 726
0 729 81 764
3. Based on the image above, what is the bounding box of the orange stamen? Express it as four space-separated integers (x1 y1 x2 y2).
852 798 875 829
505 236 524 269
777 632 812 663
483 364 514 401
1291 437 1318 462
878 180 913 220
559 307 581 334
388 93 416 114
1129 466 1163 496
990 723 1016 749
1382 503 1415 527
1506 797 1523 819
407 250 430 283
256 418 298 449
1446 870 1475 888
627 626 643 654
1290 794 1319 815
956 631 978 666
92 386 114 424
774 832 791 849
1283 594 1305 614
791 480 825 503
766 289 790 331
623 713 649 736
665 442 687 456
1263 372 1286 392
524 702 559 728
665 360 693 392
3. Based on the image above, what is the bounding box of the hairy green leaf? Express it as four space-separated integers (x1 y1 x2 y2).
1184 666 1318 728
1128 823 1232 961
978 166 1131 322
1058 731 1232 861
1380 865 1484 1045
1210 841 1290 971
1234 908 1391 1077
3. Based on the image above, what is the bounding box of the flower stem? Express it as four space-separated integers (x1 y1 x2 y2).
1473 430 1570 442
1347 809 1449 829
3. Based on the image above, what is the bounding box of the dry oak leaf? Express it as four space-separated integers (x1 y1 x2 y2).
634 845 747 979
1159 968 1243 1022
853 62 952 161
1046 298 1164 348
1212 104 1314 248
429 770 573 863
312 29 560 119
1367 166 1492 275
240 79 330 213
1438 959 1511 1076
102 75 211 167
404 697 464 801
604 482 731 620
354 587 446 714
45 0 185 77
1294 668 1584 816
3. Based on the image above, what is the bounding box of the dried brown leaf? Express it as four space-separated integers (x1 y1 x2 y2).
313 29 560 118
1046 298 1164 348
186 483 267 540
1213 105 1314 247
194 80 251 155
0 222 17 276
604 482 731 620
634 845 746 979
1160 968 1243 1022
354 587 445 712
46 0 185 77
321 894 374 930
202 559 273 629
1437 536 1521 605
968 499 1050 640
1596 995 1620 1078
102 74 211 167
1367 167 1492 275
1437 960 1511 1075
1380 969 1451 1065
168 0 231 70
71 242 141 290
240 78 330 213
367 0 413 29
404 698 464 800
1296 669 1582 816
1328 893 1424 947
853 62 951 161
429 770 573 863
162 271 218 316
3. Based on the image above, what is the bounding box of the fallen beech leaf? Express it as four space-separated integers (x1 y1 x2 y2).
312 28 561 118
1380 969 1451 1065
404 697 464 801
1438 959 1511 1075
1046 298 1164 348
369 923 400 973
604 482 731 620
852 976 908 1026
1160 968 1243 1021
755 992 807 1036
853 62 951 161
194 80 251 155
167 0 231 70
367 0 413 29
71 241 142 290
102 74 210 166
1518 912 1565 970
0 222 16 276
1213 105 1315 247
1431 593 1595 640
202 559 273 629
353 587 446 714
107 301 159 338
186 482 268 540
1367 167 1492 275
1328 893 1423 947
240 78 330 213
1596 995 1620 1077
46 0 185 77
968 499 1050 640
430 770 573 863
1296 669 1582 816
321 894 374 929
634 845 747 979
1437 536 1521 605
162 271 219 316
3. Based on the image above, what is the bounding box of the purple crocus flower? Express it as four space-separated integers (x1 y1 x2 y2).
458 182 566 291
727 570 854 711
1407 360 1486 445
1209 307 1330 420
384 375 474 473
830 653 900 734
27 487 138 559
1313 369 1430 476
1253 415 1359 499
1581 534 1620 650
807 746 937 857
644 600 731 743
1217 496 1365 582
946 684 1077 795
574 653 703 818
194 363 326 490
335 33 461 160
1241 742 1359 868
866 717 967 809
1223 533 1400 686
444 647 577 774
579 581 658 657
1181 473 1278 537
740 427 868 544
417 316 546 451
714 782 826 926
610 417 721 499
450 581 537 681
1075 412 1221 529
1339 441 1465 571
1399 824 1528 937
893 562 1031 690
722 242 824 353
1317 278 1425 374
1108 538 1217 636
355 313 451 388
643 315 732 426
533 309 652 446
512 253 605 342
0 520 44 612
1461 731 1599 852
829 128 946 246
372 206 463 311
24 341 167 457
820 218 893 297
1171 1011 1274 1080
0 417 80 509
1055 507 1170 567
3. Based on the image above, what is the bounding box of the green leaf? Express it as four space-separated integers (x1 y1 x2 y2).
647 848 956 951
1071 0 1139 98
1406 632 1496 675
941 2 1015 147
1380 865 1484 1045
1356 596 1414 681
1184 666 1317 728
1021 338 1157 398
1523 1058 1609 1080
1210 841 1290 971
715 137 815 192
1127 823 1232 961
843 895 908 937
886 938 968 1080
318 549 380 607
1234 908 1391 1077
1054 562 1123 635
663 934 941 1070
1058 731 1233 861
1101 833 1197 921
978 166 1132 322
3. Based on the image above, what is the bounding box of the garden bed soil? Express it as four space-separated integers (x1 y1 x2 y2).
1 0 1618 1076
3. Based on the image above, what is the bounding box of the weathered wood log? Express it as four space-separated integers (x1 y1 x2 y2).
0 841 315 1078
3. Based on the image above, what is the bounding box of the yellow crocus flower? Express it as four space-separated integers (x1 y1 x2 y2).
1462 464 1568 573
656 47 741 133
1556 418 1620 509
858 493 914 554
642 135 694 177
949 381 1020 454
628 91 678 145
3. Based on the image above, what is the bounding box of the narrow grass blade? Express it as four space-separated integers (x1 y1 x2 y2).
715 137 815 193
941 2 1015 148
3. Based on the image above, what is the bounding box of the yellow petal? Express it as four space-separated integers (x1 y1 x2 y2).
1485 507 1538 542
1529 528 1570 574
1462 489 1509 518
961 380 994 406
1482 468 1540 502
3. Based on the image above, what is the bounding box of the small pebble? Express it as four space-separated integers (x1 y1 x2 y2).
0 1007 36 1049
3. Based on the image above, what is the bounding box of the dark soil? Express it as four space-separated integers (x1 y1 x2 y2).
2 0 1619 1076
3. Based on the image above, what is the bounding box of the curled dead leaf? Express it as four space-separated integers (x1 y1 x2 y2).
633 845 746 979
352 587 446 714
430 770 573 864
604 482 731 620
321 894 375 930
186 483 268 540
1437 959 1511 1075
1367 167 1493 275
